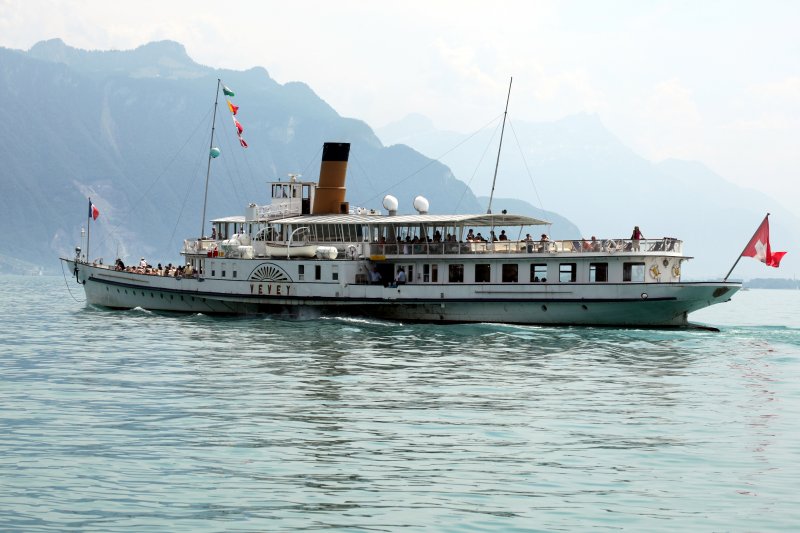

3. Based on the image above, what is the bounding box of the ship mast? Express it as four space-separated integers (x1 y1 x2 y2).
200 79 221 239
486 77 512 215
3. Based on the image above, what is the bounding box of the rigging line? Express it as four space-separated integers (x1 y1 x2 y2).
165 147 208 254
453 120 503 212
91 107 214 255
348 151 380 206
216 117 245 209
300 145 323 177
508 118 544 211
360 113 505 207
240 144 262 199
225 107 262 198
60 261 85 303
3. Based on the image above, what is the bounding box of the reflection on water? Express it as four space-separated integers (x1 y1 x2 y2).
1 277 798 531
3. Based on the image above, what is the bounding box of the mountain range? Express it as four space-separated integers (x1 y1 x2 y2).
377 114 798 279
1 39 528 273
0 39 794 280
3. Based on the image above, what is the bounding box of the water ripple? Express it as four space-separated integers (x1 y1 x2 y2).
1 276 798 531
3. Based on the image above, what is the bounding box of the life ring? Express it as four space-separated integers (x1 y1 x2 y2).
347 245 358 260
649 264 661 279
672 264 681 277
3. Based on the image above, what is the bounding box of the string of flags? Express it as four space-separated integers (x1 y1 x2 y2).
223 84 248 148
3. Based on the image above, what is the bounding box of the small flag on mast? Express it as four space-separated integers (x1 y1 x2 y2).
89 200 100 221
227 100 238 115
222 85 235 97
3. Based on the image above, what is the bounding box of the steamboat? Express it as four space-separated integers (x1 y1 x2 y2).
63 137 740 326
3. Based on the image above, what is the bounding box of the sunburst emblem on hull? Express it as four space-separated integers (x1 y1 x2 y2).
249 263 292 282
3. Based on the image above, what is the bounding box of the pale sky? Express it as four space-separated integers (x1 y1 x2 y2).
2 0 798 213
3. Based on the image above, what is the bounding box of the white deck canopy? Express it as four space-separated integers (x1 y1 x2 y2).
268 213 549 227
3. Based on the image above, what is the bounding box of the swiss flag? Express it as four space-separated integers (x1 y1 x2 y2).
742 215 786 267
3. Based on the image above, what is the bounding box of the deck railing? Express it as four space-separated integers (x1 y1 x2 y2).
182 237 682 259
366 238 682 257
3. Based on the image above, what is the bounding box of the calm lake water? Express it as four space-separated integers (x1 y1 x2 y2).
1 275 799 532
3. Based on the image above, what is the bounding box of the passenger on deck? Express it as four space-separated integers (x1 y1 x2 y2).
395 267 406 285
466 229 475 241
631 226 643 251
489 231 497 242
538 234 549 252
139 257 147 268
498 230 508 241
211 227 217 240
369 266 382 285
583 236 600 251
115 258 125 271
525 234 534 252
475 232 485 242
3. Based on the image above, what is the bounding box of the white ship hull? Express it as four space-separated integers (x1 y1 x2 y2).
64 259 739 327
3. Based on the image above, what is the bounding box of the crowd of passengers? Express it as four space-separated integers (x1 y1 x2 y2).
375 229 543 245
114 257 198 278
373 231 643 254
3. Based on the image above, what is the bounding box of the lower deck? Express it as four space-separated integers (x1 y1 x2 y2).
65 258 740 327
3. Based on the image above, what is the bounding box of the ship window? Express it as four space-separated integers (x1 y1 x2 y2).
475 264 491 283
298 265 305 281
422 264 439 283
211 270 215 276
233 271 237 278
502 264 518 283
315 265 321 280
530 264 547 282
590 263 608 282
623 262 645 282
332 265 339 281
559 263 577 283
448 264 464 283
222 270 226 277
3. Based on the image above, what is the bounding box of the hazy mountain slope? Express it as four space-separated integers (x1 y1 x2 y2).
378 114 798 279
0 40 489 272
